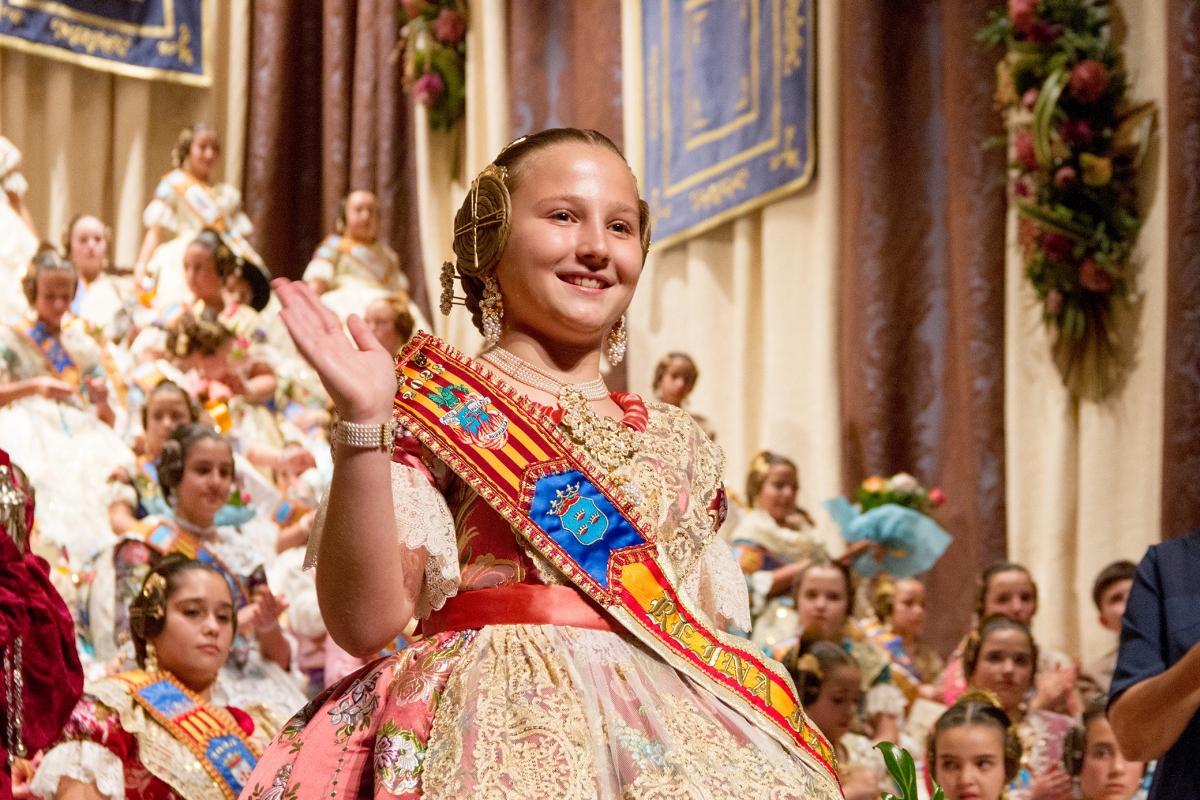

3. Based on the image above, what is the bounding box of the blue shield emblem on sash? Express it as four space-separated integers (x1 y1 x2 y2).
550 483 609 545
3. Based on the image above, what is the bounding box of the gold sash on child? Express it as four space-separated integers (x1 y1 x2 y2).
391 333 841 791
92 671 260 800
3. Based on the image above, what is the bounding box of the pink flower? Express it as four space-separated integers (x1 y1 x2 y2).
1045 289 1064 315
1021 89 1040 111
1027 21 1061 45
413 72 445 106
1013 179 1032 198
1014 130 1038 170
1058 119 1093 147
1069 59 1110 104
432 8 466 43
1054 166 1077 189
1079 257 1115 292
928 488 946 507
1009 0 1037 33
400 0 426 18
1041 231 1073 263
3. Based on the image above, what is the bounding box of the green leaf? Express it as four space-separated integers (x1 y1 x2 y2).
1033 68 1070 168
875 742 919 800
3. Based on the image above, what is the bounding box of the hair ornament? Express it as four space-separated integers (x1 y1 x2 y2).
174 332 190 358
796 653 823 680
958 687 1003 710
451 163 511 279
129 572 168 638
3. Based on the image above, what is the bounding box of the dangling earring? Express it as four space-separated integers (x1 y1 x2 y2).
480 276 504 345
145 642 159 673
605 315 627 365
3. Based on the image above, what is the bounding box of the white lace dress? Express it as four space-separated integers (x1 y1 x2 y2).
240 399 842 799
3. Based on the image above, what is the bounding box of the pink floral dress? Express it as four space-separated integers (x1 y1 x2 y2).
241 392 842 800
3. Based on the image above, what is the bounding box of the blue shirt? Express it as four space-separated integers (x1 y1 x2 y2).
1110 529 1200 799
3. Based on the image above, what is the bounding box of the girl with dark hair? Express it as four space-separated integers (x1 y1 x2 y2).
964 615 1073 800
942 561 1079 715
242 129 842 799
132 125 264 311
927 691 1023 800
783 640 894 800
728 451 822 637
0 245 135 566
107 380 198 534
88 425 306 722
34 555 274 800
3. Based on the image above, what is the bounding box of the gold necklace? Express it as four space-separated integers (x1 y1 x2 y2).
557 386 638 474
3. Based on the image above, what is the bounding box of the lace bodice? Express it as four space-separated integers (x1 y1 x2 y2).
308 394 752 631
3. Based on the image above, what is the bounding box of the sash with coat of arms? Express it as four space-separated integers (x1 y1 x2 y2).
93 671 260 800
391 334 841 791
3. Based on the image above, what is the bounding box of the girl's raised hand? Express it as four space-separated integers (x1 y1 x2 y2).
273 279 397 423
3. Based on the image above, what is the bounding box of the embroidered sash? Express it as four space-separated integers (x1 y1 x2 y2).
392 334 840 788
12 319 81 389
108 671 260 800
134 520 253 609
321 234 393 285
165 170 264 269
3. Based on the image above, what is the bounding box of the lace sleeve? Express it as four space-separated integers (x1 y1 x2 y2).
30 741 125 800
304 461 460 619
681 536 752 632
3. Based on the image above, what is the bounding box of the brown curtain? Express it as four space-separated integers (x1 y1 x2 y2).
1162 0 1200 541
838 1 1008 654
244 0 430 319
507 0 627 389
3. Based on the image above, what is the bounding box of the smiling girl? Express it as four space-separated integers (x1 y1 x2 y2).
87 425 305 720
965 615 1074 800
241 129 842 799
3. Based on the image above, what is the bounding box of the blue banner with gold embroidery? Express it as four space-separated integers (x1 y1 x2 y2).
638 0 813 249
0 0 211 86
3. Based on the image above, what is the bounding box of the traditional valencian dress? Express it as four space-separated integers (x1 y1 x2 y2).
0 318 135 567
0 137 37 322
303 235 431 331
241 334 843 800
84 517 308 721
728 507 825 644
141 168 262 310
31 669 271 800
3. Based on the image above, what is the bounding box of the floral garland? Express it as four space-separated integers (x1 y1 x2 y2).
979 0 1155 401
857 473 944 516
398 0 467 130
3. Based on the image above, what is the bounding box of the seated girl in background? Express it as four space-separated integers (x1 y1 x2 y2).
362 292 416 358
63 214 128 338
964 614 1073 800
652 351 714 438
1066 697 1147 800
942 562 1078 716
33 555 273 800
107 380 197 533
0 245 135 567
86 425 306 720
864 577 944 699
927 691 1022 800
729 451 823 638
785 640 897 800
303 190 429 334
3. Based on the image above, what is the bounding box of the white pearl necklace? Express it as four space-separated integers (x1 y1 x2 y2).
481 347 610 401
